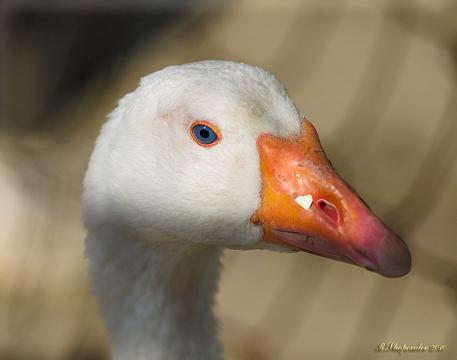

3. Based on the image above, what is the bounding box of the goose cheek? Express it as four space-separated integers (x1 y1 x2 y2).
250 119 411 278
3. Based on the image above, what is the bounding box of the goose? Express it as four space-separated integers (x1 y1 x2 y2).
83 60 411 360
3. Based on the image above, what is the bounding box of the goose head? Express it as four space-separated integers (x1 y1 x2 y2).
84 60 411 277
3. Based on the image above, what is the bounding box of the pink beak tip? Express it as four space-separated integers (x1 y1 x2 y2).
356 220 412 278
377 231 412 278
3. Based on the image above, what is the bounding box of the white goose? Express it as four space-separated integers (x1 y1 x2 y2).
83 60 411 360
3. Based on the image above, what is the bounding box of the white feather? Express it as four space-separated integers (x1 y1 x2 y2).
83 60 302 360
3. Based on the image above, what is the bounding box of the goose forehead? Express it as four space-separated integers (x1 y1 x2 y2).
140 60 282 90
136 61 301 137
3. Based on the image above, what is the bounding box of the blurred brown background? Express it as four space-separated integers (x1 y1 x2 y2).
0 0 456 359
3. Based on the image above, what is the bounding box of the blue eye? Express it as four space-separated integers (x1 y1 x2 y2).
190 122 220 146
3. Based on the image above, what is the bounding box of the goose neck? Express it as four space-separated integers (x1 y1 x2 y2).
86 230 223 360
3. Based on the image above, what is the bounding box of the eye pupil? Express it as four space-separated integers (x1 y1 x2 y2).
200 129 210 138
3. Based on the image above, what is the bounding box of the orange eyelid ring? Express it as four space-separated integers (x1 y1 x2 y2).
189 120 222 147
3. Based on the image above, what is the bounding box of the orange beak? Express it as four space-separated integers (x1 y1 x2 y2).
251 119 411 277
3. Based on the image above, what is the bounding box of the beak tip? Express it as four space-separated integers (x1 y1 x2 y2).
351 221 412 278
376 234 412 278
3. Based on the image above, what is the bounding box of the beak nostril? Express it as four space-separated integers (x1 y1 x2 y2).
316 199 339 223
